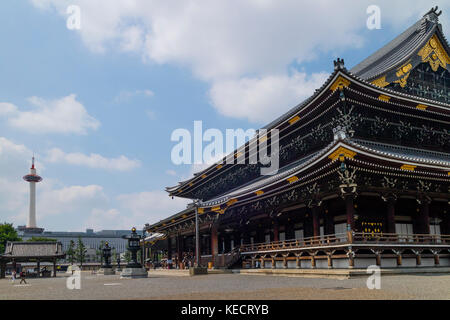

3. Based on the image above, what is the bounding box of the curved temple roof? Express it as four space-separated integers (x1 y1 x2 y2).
163 7 450 219
351 7 450 82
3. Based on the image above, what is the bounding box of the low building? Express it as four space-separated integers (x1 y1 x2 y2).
0 241 65 278
18 228 134 260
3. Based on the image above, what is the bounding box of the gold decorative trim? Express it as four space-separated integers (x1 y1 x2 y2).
393 63 411 88
288 115 300 125
371 76 390 88
416 104 428 110
201 174 207 179
226 198 238 206
171 219 176 223
400 164 416 171
189 182 193 186
211 206 225 214
198 208 205 214
328 147 357 161
181 214 187 218
418 34 450 72
330 76 351 92
255 190 264 196
216 165 222 170
378 94 391 102
259 135 268 143
287 176 299 184
396 62 412 77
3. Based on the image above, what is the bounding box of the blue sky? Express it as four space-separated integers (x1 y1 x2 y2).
0 1 448 231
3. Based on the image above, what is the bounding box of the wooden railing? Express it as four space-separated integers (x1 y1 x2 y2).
239 233 349 253
352 233 450 244
239 232 450 253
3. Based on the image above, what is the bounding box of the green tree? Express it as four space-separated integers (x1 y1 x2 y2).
27 237 57 242
124 249 131 263
112 248 117 263
75 237 87 268
66 240 76 265
0 223 21 253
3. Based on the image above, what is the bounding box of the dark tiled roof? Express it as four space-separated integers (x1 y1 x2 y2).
349 139 450 166
351 9 449 81
3 241 65 258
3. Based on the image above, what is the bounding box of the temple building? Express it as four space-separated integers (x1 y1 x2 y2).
146 7 450 270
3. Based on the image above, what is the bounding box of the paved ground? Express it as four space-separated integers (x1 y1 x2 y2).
1 271 449 300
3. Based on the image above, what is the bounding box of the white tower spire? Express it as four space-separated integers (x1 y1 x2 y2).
23 156 42 228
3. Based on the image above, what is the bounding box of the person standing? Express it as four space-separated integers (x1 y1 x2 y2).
19 271 27 284
11 270 16 283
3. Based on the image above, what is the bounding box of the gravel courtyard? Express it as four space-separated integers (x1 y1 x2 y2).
1 271 449 300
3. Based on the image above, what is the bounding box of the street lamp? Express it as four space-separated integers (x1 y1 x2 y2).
142 227 146 268
125 227 142 268
116 255 121 271
98 241 114 275
120 227 147 278
102 242 112 269
194 200 200 267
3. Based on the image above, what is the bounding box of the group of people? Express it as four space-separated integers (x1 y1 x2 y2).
10 270 27 284
181 252 194 269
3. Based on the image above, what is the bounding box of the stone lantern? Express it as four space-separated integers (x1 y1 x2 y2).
120 227 147 278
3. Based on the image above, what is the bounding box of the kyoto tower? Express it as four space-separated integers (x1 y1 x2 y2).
23 156 42 228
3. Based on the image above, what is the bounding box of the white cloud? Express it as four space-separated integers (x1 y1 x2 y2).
0 103 18 116
1 94 100 135
30 1 450 123
38 184 108 218
209 71 329 123
83 190 190 230
117 190 190 224
120 26 145 52
46 147 141 171
114 89 154 103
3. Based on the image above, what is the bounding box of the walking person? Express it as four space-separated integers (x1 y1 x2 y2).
11 270 16 283
19 271 27 284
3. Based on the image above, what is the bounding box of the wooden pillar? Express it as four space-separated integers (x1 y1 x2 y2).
273 223 279 242
385 196 396 234
260 257 265 269
327 254 333 269
36 259 40 278
271 256 276 269
283 257 288 269
375 252 381 266
167 237 172 269
310 255 316 269
0 260 5 279
420 200 431 234
324 207 334 235
433 251 440 266
348 251 355 268
176 235 181 267
251 257 255 269
312 206 320 238
416 254 422 266
296 256 301 269
395 252 402 266
211 226 218 267
345 195 355 231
